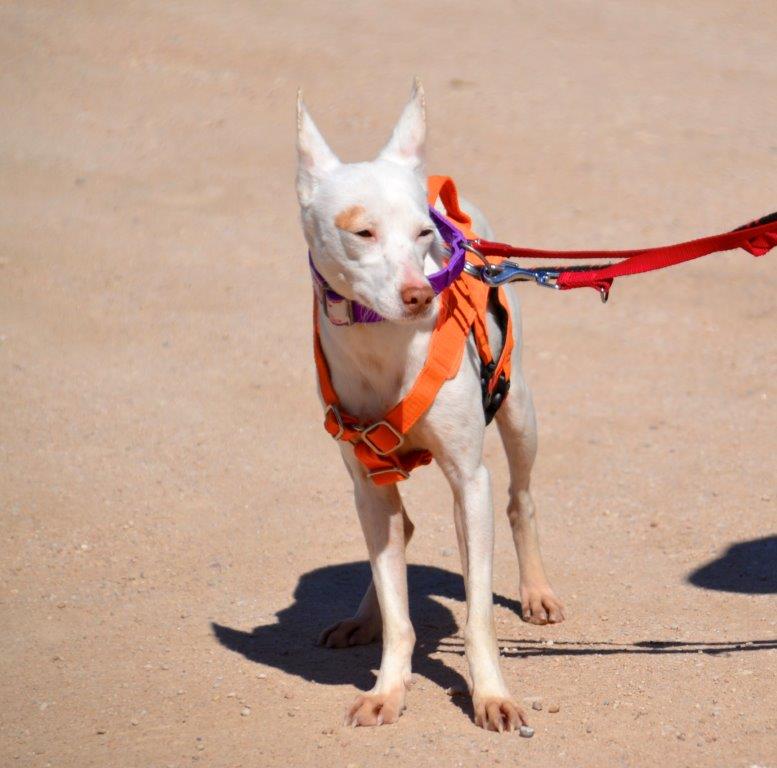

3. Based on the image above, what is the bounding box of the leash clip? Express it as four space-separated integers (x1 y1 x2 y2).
532 269 561 290
463 242 561 291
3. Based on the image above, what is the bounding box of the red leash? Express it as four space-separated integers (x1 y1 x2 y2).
466 212 777 302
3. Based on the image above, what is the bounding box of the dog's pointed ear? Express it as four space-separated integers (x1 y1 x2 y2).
377 78 426 175
296 90 340 207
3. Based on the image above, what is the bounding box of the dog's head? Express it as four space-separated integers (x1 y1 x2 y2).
296 80 441 323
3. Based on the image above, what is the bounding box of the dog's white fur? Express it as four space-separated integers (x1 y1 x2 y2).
296 80 564 732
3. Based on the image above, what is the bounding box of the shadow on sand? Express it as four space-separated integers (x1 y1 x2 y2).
687 535 777 594
213 553 777 706
212 562 474 716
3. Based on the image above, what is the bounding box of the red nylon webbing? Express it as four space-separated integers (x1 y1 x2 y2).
472 213 777 293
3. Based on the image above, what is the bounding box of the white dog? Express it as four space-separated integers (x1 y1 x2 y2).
296 80 564 732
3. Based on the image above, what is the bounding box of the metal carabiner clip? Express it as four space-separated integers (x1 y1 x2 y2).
461 241 504 281
462 241 561 290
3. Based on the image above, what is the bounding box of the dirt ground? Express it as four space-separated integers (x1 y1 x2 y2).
1 2 776 766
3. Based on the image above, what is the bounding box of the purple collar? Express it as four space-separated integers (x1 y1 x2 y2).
310 206 468 326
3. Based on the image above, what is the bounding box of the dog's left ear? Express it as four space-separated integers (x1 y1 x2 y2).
296 90 341 207
377 78 426 176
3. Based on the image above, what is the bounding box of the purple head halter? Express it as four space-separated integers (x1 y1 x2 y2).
309 206 468 326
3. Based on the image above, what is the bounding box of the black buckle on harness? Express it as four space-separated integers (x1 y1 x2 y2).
481 360 510 425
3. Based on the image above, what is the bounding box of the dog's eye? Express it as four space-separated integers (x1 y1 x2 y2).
418 228 434 238
354 229 373 238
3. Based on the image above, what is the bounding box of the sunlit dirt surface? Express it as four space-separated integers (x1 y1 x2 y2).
1 2 775 766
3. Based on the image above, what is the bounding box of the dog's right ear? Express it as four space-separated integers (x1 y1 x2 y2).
296 91 340 207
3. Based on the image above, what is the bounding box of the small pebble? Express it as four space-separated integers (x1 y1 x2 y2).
240 707 251 717
96 728 106 735
532 701 542 711
519 725 534 738
548 704 560 714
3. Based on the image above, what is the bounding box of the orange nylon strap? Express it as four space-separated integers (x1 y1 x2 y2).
312 175 514 485
427 175 473 231
428 175 514 382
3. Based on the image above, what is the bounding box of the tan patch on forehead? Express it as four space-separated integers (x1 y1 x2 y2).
334 205 366 231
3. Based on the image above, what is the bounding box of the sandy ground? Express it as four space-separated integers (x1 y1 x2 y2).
1 2 776 766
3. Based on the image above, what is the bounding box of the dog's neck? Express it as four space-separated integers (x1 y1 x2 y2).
313 234 448 419
317 297 438 423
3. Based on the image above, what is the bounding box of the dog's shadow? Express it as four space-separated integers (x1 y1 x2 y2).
213 539 777 714
212 562 481 715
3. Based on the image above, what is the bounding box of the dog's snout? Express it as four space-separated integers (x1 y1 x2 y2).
401 282 434 312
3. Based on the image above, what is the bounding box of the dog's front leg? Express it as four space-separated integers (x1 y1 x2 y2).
438 455 528 732
343 461 415 727
319 508 414 648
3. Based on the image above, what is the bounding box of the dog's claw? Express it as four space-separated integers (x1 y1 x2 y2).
474 697 527 733
520 585 565 625
345 690 404 727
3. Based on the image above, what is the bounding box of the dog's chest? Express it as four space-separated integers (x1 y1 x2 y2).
319 314 435 424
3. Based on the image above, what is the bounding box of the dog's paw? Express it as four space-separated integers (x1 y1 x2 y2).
318 615 381 648
520 584 565 625
344 689 404 727
473 696 527 733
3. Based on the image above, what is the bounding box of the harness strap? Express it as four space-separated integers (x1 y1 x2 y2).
313 279 478 484
428 176 515 395
313 175 514 485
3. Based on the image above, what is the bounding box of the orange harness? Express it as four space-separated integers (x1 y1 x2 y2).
313 176 514 485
